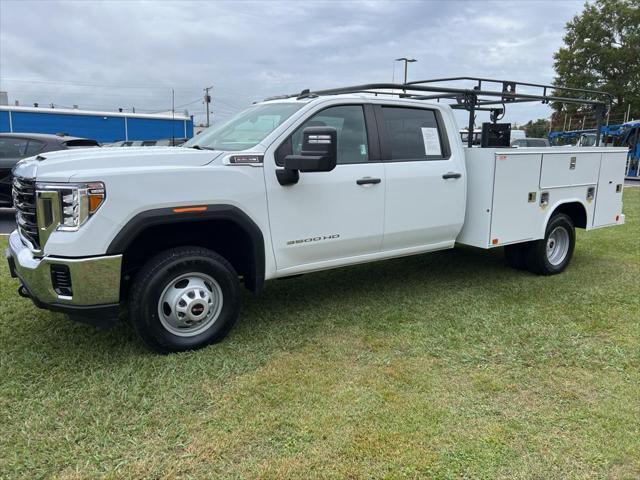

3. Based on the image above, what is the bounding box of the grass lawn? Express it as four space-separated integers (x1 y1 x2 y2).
1 189 638 479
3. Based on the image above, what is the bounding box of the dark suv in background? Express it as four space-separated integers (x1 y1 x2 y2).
0 133 99 207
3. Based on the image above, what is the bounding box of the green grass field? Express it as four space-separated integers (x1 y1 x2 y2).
1 189 638 479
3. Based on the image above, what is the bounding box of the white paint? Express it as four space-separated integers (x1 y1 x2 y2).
13 94 628 282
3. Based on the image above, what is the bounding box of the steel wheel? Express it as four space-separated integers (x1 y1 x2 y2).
157 272 223 337
546 226 570 266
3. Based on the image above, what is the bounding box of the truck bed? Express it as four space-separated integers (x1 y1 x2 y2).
456 147 628 249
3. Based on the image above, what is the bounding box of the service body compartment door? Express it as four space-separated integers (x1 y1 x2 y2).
540 152 600 188
490 153 542 245
593 152 626 227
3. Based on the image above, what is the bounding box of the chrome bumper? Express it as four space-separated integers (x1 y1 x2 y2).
6 230 122 306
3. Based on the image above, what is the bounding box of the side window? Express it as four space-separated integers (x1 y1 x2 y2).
277 105 368 165
25 140 45 155
381 107 447 160
0 137 28 158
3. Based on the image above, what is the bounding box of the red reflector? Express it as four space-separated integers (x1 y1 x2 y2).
173 206 207 213
492 238 499 245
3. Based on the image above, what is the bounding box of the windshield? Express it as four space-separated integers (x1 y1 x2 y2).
185 103 304 151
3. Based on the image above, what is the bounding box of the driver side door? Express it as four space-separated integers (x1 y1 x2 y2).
264 104 385 273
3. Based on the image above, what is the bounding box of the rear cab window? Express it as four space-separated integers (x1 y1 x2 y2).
379 106 450 161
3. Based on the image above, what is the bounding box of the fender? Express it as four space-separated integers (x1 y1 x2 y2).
106 204 265 293
540 198 589 238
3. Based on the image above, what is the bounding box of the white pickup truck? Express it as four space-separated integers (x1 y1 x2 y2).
6 79 627 353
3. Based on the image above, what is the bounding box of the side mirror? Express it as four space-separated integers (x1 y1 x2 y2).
277 127 337 185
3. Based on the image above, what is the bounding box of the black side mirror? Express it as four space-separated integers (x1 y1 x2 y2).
277 127 337 185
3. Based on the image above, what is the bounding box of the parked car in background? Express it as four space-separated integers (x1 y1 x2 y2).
0 133 99 207
156 138 188 146
460 129 481 146
511 138 550 148
511 129 527 141
108 138 189 147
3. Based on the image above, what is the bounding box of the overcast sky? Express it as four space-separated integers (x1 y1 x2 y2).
0 0 584 128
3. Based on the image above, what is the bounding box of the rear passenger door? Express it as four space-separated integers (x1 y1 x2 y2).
375 105 466 251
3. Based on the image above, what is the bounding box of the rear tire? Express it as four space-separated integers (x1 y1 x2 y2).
525 213 575 275
129 246 241 354
504 243 529 270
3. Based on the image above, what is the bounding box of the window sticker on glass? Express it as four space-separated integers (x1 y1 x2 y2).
359 144 367 156
421 127 442 156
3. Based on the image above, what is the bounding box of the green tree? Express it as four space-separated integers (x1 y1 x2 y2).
553 0 640 122
522 119 551 138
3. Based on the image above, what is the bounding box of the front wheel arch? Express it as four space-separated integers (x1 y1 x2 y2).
108 205 266 297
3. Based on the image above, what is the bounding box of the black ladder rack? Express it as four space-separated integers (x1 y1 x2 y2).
269 77 612 147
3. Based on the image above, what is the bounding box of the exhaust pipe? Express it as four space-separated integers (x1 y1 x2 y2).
18 284 30 298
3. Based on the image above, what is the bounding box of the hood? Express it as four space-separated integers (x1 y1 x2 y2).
13 146 222 182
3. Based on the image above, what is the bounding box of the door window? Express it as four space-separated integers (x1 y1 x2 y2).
278 105 369 165
0 137 28 158
381 107 448 160
25 140 45 155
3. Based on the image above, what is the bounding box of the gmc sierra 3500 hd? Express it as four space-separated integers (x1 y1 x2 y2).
6 77 627 353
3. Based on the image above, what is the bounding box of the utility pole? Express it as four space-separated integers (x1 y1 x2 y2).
204 86 213 127
395 57 417 84
625 103 631 123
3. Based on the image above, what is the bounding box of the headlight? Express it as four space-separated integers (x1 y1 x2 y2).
35 182 105 232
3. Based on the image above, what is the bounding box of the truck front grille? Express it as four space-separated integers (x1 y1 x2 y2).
12 177 40 250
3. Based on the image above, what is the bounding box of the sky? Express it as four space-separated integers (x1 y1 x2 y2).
0 0 585 128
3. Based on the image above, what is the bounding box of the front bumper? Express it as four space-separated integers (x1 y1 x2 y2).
6 230 122 326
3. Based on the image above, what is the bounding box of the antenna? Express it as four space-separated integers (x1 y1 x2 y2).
171 88 175 145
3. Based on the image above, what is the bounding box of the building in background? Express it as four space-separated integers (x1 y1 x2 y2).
0 104 194 143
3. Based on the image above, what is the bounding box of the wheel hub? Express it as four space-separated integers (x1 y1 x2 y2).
546 226 570 266
158 273 223 337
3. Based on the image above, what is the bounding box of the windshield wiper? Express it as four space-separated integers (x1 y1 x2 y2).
188 145 215 150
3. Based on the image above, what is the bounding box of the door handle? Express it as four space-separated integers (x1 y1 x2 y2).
356 177 382 185
442 172 462 179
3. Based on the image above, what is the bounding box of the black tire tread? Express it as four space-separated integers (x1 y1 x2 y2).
129 246 239 354
525 213 575 276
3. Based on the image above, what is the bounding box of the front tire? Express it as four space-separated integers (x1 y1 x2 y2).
129 246 241 354
525 213 575 275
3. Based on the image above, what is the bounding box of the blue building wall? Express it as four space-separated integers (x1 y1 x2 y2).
0 109 194 143
0 111 10 132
